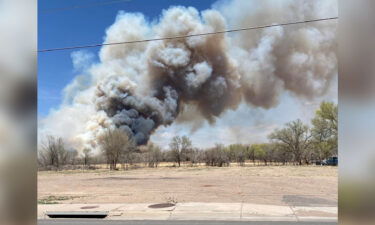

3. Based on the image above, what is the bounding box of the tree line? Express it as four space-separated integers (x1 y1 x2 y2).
38 102 337 170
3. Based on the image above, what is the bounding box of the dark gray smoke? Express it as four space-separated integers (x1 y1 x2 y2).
39 0 338 149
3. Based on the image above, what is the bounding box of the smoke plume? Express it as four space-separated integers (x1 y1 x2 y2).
39 0 337 150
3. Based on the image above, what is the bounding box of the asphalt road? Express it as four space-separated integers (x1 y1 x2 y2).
38 220 337 225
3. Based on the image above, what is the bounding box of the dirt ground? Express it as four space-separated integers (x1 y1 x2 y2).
38 165 337 206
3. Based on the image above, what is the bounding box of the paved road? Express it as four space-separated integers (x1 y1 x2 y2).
38 220 337 225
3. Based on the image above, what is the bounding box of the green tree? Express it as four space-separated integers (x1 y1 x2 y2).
248 145 257 164
311 102 338 159
253 144 266 165
228 144 247 166
269 119 312 165
252 143 277 166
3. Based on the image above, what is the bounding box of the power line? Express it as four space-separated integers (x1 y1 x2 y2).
38 16 338 53
40 0 131 14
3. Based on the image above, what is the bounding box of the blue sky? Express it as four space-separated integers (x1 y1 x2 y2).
38 0 217 116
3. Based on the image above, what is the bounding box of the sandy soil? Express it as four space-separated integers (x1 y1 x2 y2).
38 165 337 206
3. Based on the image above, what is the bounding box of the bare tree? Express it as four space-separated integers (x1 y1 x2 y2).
39 136 67 169
99 128 134 170
169 135 192 167
181 136 193 162
188 148 202 166
268 119 312 165
145 143 162 168
203 144 230 167
82 148 91 166
264 143 278 165
273 144 292 165
38 148 49 169
66 149 78 166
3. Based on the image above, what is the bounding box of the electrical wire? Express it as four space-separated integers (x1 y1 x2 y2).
38 16 338 53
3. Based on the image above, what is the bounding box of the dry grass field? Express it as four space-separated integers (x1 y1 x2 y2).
38 165 337 206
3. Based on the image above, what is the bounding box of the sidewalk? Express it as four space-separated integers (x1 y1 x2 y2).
38 203 337 222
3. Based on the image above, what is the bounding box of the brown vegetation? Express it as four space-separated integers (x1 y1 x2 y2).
38 102 338 171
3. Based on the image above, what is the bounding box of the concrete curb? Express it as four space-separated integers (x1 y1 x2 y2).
38 203 337 222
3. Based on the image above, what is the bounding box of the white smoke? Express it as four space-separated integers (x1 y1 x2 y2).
38 0 338 151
